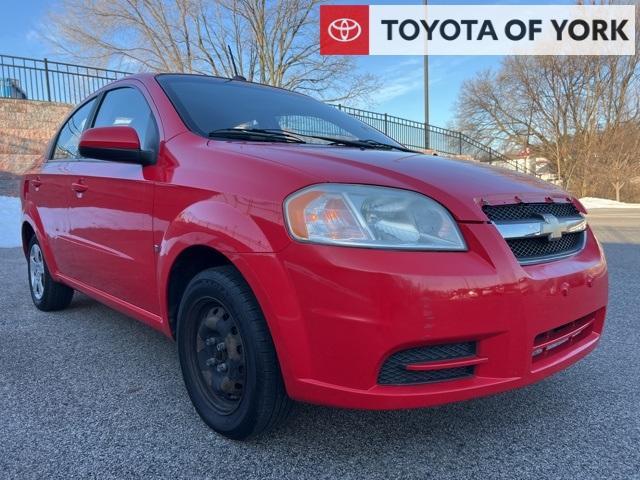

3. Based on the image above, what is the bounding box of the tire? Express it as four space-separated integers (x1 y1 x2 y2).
176 266 292 440
27 236 74 311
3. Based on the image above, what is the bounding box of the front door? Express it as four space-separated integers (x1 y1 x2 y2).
64 86 160 315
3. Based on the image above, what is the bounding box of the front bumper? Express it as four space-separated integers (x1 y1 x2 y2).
234 222 608 410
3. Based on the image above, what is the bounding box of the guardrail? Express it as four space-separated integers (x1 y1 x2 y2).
0 53 520 170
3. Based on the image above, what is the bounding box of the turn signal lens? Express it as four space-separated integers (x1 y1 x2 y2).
284 184 466 250
287 190 369 241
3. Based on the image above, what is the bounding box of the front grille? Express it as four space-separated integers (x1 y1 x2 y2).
507 232 585 262
483 202 579 222
378 342 476 385
483 202 586 264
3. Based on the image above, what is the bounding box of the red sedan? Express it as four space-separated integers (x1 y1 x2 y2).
21 74 608 439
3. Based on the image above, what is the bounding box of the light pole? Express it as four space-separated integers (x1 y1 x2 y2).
423 0 430 150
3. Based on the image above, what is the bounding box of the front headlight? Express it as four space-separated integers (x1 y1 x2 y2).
284 184 466 250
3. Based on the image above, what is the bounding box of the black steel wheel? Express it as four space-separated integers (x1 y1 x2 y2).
177 266 292 439
193 299 246 415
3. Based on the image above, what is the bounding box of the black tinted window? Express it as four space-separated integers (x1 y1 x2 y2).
157 75 398 146
93 88 158 151
53 99 96 160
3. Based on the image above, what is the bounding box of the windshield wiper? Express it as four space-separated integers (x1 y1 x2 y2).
260 129 415 152
357 139 416 153
208 128 306 143
208 128 415 152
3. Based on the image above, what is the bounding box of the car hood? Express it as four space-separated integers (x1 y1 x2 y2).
213 142 573 222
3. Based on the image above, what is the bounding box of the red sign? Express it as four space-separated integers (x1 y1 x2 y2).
320 5 370 55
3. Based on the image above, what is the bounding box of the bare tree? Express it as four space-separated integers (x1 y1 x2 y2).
455 55 640 195
455 2 640 199
43 0 378 103
594 122 640 202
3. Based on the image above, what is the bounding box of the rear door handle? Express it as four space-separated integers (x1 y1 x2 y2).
71 181 88 193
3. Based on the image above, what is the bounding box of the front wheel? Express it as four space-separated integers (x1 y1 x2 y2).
27 237 74 311
177 266 292 440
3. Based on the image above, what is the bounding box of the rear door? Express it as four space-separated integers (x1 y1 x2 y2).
35 98 98 273
63 86 160 315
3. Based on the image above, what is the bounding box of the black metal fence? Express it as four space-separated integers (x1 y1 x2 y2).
0 53 519 169
0 54 129 105
335 105 508 164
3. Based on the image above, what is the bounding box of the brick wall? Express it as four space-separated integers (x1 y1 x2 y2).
0 99 72 174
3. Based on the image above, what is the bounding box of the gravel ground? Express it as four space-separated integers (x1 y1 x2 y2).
0 211 638 479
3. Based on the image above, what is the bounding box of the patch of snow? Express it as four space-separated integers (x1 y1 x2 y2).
0 195 22 248
580 197 640 209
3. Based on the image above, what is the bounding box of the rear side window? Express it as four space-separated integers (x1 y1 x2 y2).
52 99 97 160
93 87 158 152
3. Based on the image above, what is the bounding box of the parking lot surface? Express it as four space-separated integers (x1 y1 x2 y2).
1 210 639 479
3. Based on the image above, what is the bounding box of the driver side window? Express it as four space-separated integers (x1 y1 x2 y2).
93 87 158 153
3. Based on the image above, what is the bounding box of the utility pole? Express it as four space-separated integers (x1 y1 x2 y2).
423 0 430 150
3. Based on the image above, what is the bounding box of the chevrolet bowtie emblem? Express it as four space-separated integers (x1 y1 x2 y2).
492 211 587 244
539 213 565 241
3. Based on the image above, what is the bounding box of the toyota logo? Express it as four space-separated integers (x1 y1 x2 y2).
328 18 362 42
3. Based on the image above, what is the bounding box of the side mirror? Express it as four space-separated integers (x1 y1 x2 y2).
79 126 155 165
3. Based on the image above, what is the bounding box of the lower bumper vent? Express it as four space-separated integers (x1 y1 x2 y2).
532 313 597 362
378 342 478 385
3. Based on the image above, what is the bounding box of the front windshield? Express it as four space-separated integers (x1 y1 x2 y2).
156 74 402 147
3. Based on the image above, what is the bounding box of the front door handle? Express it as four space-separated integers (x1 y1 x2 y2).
31 178 42 189
71 181 88 193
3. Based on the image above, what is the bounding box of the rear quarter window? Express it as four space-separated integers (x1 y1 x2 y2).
52 99 97 160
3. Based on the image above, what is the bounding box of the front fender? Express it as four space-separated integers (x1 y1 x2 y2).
159 198 289 256
155 199 292 324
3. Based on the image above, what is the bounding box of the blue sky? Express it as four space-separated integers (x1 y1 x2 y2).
1 0 573 127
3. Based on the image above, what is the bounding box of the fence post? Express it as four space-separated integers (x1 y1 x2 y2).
424 124 429 150
337 104 342 111
384 113 388 134
44 58 52 102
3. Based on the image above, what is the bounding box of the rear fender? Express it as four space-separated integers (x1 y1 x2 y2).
21 204 61 280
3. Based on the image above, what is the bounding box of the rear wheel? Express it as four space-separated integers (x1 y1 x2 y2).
177 266 292 440
27 237 74 311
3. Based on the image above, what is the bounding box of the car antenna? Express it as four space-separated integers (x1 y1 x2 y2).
227 45 246 81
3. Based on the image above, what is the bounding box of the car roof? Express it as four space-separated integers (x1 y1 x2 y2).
105 72 309 99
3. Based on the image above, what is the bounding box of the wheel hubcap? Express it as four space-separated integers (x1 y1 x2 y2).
29 244 45 300
195 301 246 414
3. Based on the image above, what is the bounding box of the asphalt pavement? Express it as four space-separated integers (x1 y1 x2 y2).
1 210 639 479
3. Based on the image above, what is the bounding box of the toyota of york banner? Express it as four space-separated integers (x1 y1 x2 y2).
320 4 636 56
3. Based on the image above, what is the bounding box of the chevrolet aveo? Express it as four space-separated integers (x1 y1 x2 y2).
21 74 608 439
